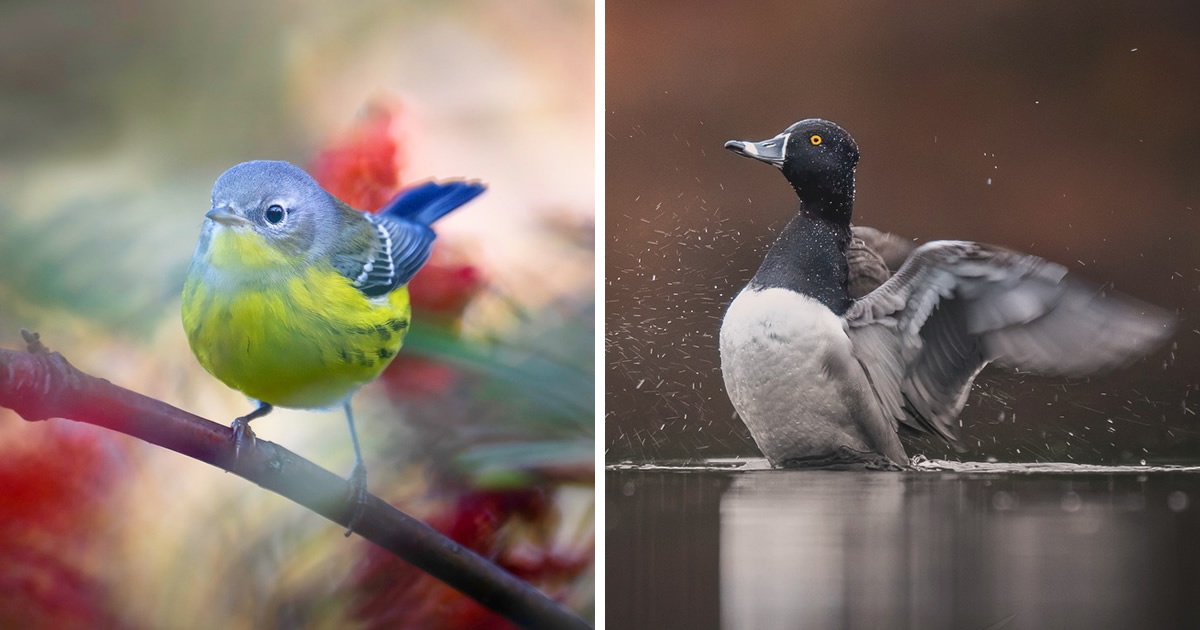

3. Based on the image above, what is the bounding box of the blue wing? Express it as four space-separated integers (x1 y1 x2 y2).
352 180 485 297
378 180 486 226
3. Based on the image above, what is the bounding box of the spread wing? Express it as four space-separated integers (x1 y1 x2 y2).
329 203 437 298
844 240 1175 447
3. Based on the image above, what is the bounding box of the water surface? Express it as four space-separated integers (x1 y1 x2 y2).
608 460 1200 630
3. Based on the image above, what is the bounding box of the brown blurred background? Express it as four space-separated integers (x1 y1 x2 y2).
606 0 1200 463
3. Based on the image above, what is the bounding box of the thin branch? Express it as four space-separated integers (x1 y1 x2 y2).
0 331 592 630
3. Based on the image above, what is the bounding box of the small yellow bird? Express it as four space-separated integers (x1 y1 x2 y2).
182 160 483 524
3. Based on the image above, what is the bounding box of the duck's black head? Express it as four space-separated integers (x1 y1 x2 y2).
725 119 859 222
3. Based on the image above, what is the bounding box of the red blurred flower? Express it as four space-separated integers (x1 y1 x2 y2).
350 488 589 630
378 356 459 399
309 100 407 213
408 243 487 317
0 421 131 630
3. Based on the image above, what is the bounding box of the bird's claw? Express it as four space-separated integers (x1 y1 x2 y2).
343 463 368 536
230 415 258 469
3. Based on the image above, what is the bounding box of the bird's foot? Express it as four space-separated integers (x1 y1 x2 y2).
228 402 272 469
230 415 258 469
343 462 368 537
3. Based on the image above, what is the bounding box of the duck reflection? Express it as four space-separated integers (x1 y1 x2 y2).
608 467 1200 630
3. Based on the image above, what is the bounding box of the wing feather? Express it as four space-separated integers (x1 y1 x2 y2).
328 201 437 298
845 240 1174 447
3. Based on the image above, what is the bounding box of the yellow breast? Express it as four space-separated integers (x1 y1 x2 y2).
182 259 411 409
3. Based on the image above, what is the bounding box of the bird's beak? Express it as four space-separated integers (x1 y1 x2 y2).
205 208 249 227
725 133 788 167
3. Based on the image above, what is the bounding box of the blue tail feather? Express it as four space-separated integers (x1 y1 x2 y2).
379 180 486 226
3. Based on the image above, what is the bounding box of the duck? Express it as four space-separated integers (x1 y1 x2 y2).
719 118 1175 469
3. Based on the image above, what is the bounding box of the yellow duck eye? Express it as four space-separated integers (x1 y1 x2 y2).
810 135 823 146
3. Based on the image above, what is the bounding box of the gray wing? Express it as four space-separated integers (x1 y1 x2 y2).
852 225 915 271
848 226 916 298
359 213 436 296
328 202 437 298
845 240 1175 447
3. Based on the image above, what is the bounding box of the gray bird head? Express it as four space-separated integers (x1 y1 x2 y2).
203 160 338 261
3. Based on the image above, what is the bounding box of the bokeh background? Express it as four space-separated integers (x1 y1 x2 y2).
606 0 1200 464
0 1 594 628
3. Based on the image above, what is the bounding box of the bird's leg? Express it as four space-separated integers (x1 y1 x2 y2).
342 401 368 536
231 401 273 466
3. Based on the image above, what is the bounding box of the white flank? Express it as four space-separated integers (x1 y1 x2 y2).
719 287 874 465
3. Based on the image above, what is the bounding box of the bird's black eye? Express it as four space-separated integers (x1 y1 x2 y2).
810 134 823 146
265 204 285 225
